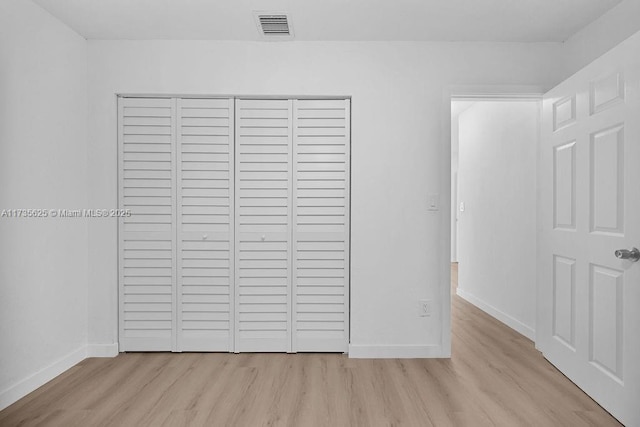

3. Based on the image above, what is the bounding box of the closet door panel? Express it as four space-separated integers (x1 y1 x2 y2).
235 99 292 352
119 97 177 351
292 99 350 352
119 96 350 354
177 98 234 351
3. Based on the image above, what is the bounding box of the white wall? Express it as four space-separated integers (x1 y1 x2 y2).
456 101 538 339
560 0 640 78
0 0 634 411
451 171 458 262
451 118 459 262
0 0 88 408
87 40 563 357
450 101 476 263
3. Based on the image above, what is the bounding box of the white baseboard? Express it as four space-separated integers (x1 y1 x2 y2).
0 346 86 411
456 287 535 341
0 343 119 411
86 343 119 358
348 344 444 358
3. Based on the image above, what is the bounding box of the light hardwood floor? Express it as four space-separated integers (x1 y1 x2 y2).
0 264 621 426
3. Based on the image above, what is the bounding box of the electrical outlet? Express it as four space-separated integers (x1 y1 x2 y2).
419 299 432 317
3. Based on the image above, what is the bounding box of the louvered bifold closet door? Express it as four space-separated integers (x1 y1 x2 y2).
177 98 234 351
235 99 293 352
119 97 177 351
292 99 350 352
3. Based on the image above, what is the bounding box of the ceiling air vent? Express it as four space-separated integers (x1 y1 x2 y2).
254 12 294 40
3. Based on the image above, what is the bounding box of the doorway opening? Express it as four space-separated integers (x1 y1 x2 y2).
450 97 540 341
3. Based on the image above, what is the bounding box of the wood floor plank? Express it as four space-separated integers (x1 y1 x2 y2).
0 264 622 426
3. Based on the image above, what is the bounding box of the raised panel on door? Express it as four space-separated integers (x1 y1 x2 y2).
552 255 576 350
119 97 176 351
589 124 624 234
539 32 640 426
234 99 293 352
589 264 624 382
292 99 350 352
177 98 234 351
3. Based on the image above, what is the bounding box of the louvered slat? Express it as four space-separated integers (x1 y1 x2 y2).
235 99 292 352
177 98 234 351
292 99 350 352
119 97 176 351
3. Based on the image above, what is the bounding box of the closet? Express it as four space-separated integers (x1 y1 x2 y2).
118 97 350 353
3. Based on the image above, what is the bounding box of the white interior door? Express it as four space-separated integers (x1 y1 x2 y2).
292 99 350 352
176 98 234 351
234 99 293 352
539 33 640 426
118 97 177 351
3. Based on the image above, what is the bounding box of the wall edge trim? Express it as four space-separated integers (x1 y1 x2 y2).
456 287 536 340
0 345 87 411
348 344 444 358
86 343 119 358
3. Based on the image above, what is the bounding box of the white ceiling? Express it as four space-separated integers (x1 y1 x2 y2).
32 0 621 42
